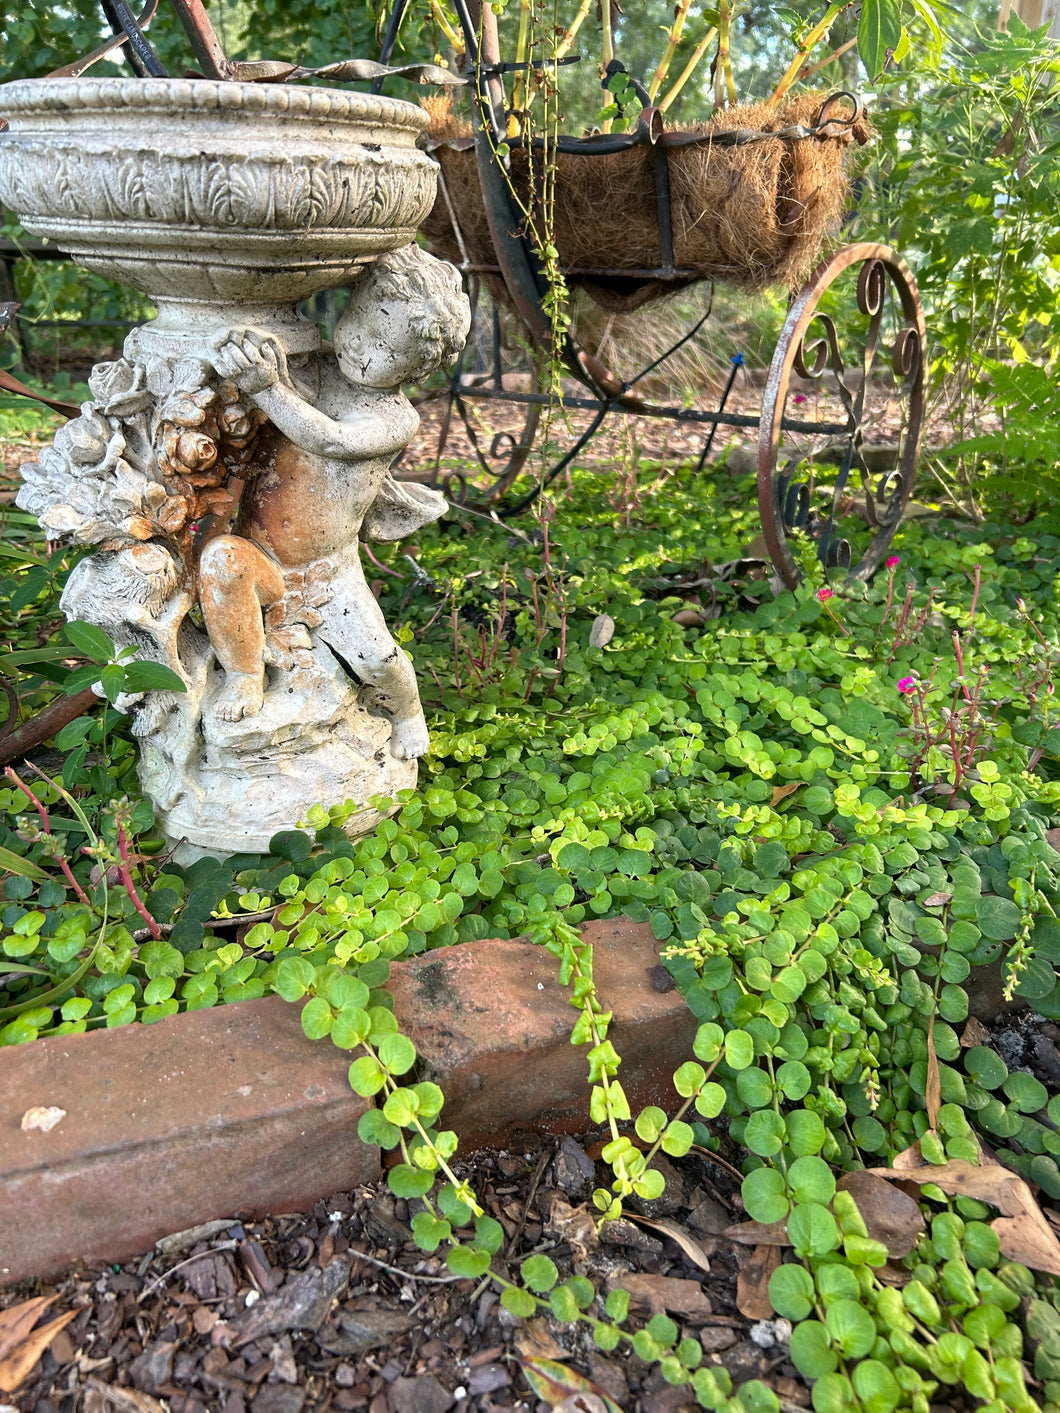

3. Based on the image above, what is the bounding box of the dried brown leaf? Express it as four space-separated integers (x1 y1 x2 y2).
84 1380 167 1413
546 1196 599 1265
721 1220 790 1246
771 783 803 807
836 1171 925 1259
623 1214 711 1273
736 1244 781 1321
925 1015 941 1133
609 1273 712 1319
0 1296 58 1364
922 891 952 908
960 1016 990 1047
514 1317 564 1363
890 1141 924 1170
0 1309 77 1393
864 1159 1060 1278
521 1358 624 1413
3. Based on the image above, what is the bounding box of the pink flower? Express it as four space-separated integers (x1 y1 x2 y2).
793 394 807 405
816 588 834 602
897 677 916 694
886 555 900 569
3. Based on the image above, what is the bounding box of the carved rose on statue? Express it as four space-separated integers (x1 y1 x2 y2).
88 359 153 417
217 383 264 449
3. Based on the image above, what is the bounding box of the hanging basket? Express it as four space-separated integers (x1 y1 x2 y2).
421 92 870 313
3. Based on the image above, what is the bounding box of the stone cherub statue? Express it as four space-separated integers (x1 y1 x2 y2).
18 245 470 858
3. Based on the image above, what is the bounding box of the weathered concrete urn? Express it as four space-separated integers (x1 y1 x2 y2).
0 78 470 857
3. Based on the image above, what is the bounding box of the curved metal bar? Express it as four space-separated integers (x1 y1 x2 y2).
372 0 413 92
757 243 927 587
48 0 159 77
100 0 167 75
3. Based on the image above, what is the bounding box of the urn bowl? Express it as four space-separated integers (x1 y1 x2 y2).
0 77 437 306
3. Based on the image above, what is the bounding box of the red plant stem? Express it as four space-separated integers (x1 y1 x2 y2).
487 568 508 674
968 563 981 630
822 602 850 637
116 818 160 939
450 603 464 698
952 631 971 701
880 566 896 631
909 588 937 641
887 586 916 664
4 765 92 906
361 544 406 580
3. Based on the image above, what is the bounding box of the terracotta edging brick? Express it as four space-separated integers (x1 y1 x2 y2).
0 918 695 1286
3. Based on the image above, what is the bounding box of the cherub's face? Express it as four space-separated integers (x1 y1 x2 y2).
335 301 436 389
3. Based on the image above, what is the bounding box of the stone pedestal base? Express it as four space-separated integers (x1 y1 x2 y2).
147 644 417 861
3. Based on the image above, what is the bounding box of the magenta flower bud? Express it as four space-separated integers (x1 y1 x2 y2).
897 677 916 694
886 556 899 569
816 588 834 602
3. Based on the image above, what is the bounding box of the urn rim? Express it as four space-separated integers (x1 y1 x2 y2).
0 74 429 135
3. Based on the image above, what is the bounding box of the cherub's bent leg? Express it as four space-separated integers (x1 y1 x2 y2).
318 560 429 760
198 535 285 722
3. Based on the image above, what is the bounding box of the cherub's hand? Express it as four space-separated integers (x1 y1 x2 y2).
209 328 289 395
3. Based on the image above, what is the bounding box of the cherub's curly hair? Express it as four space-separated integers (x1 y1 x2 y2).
337 244 470 375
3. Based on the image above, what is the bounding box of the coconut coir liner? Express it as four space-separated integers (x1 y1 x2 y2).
420 93 869 312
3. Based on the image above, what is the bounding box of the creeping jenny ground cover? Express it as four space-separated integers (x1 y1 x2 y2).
3 454 1060 1410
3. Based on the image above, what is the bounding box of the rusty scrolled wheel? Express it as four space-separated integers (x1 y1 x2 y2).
757 243 926 589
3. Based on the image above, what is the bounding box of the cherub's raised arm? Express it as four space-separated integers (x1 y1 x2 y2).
252 382 410 461
208 329 408 461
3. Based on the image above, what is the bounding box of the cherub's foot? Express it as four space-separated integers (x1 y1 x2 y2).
390 714 430 760
214 671 265 722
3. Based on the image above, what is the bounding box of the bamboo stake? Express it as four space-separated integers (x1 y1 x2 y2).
510 0 532 134
714 0 739 107
648 0 694 102
658 24 718 112
556 0 592 60
600 0 615 131
429 0 463 54
798 31 858 83
766 1 850 110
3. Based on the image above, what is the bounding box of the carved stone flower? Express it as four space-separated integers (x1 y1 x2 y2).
88 359 153 417
53 408 111 467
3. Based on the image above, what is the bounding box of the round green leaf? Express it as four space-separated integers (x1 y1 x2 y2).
789 1319 837 1379
725 1029 755 1070
694 1082 727 1119
788 1202 839 1258
787 1155 836 1206
300 995 333 1040
742 1166 790 1224
786 1108 827 1156
965 1046 1007 1089
976 895 1022 941
851 1359 901 1413
824 1298 877 1358
521 1254 559 1292
673 1061 706 1096
501 1285 536 1319
447 1245 491 1279
1004 1071 1048 1113
769 1263 815 1321
377 1031 417 1075
331 1005 372 1049
776 1060 811 1100
737 1066 774 1109
745 1110 786 1158
388 1163 433 1198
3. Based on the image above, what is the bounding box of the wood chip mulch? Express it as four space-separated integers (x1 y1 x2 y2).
1 1135 812 1413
